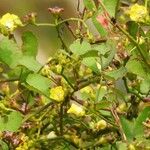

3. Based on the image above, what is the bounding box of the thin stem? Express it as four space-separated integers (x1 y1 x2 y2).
122 77 143 99
36 18 89 31
78 76 101 90
58 18 89 31
77 0 80 14
22 100 53 123
145 0 148 8
0 78 18 83
61 73 76 90
110 107 127 141
56 26 69 52
35 23 55 27
60 17 77 39
59 103 64 136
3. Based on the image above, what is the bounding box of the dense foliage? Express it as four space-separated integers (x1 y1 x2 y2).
0 0 150 149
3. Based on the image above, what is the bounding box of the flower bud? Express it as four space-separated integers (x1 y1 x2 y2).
47 131 57 139
23 12 37 24
95 119 107 130
98 136 107 145
67 103 85 117
116 103 127 113
128 144 136 150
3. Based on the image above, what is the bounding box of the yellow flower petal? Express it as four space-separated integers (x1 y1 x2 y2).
127 4 149 22
0 13 23 35
67 103 85 117
95 119 107 130
50 86 65 102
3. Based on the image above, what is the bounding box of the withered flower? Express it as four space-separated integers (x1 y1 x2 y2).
48 7 64 15
23 12 37 24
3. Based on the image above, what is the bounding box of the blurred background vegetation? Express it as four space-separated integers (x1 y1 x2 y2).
0 0 78 63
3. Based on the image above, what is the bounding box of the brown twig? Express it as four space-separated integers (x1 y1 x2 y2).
0 78 18 83
110 106 127 141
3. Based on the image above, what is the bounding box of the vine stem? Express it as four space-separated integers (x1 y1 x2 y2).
36 17 89 31
0 78 18 83
61 73 76 90
110 107 127 141
59 103 64 136
145 0 148 8
22 99 53 123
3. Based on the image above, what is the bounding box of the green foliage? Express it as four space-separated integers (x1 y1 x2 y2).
0 0 150 149
22 31 38 58
102 0 119 17
0 111 23 132
83 0 96 11
126 21 139 39
0 37 22 68
92 14 108 36
133 107 150 137
105 66 127 80
0 140 9 150
26 73 51 97
19 56 42 72
70 39 91 55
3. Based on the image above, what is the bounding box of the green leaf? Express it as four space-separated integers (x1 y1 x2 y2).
96 86 107 101
82 57 100 73
93 43 110 55
0 140 9 150
83 0 96 11
0 37 22 68
96 100 111 109
104 67 127 80
133 107 150 137
70 39 91 55
19 56 42 72
92 14 108 37
101 41 116 69
116 142 127 150
140 78 150 94
22 31 38 58
120 117 134 141
81 50 98 58
126 21 139 39
126 59 148 78
26 73 51 96
0 111 23 132
102 0 119 17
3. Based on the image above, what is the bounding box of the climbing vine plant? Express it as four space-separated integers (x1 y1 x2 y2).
0 0 150 149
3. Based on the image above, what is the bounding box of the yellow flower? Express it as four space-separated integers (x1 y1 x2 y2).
127 4 149 22
80 86 93 94
0 13 23 35
95 119 107 130
67 103 85 117
50 86 65 102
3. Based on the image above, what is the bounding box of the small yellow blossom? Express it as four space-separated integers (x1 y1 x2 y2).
98 136 107 145
95 119 107 130
116 103 127 113
47 131 57 139
80 86 95 99
0 13 23 35
127 4 149 22
67 103 85 117
80 86 93 94
50 86 65 102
